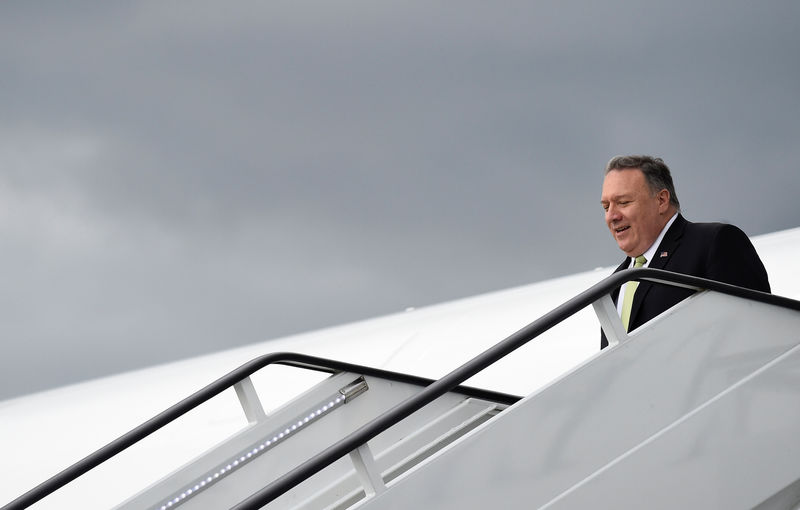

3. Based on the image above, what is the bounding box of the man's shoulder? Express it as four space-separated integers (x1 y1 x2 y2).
680 218 749 241
667 217 758 257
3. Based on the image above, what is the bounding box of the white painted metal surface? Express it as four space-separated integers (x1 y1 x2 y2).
542 343 800 509
353 290 800 509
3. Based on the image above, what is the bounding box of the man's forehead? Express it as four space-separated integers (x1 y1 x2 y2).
604 168 645 183
602 170 647 193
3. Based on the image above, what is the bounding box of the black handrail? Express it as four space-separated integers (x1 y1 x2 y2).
3 354 519 510
231 268 800 509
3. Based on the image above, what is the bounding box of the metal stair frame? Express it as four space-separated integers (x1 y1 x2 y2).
231 269 800 509
6 268 799 510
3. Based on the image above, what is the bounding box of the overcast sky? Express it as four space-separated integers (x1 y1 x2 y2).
1 1 798 400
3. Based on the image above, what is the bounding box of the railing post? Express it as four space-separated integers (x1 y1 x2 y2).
592 294 627 348
234 377 267 423
349 443 387 497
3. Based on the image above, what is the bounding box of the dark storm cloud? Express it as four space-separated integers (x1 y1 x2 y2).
1 0 798 399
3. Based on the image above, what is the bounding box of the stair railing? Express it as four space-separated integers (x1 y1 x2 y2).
3 355 517 510
231 268 800 509
6 269 799 510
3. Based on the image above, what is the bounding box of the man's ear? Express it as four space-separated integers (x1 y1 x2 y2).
657 189 671 213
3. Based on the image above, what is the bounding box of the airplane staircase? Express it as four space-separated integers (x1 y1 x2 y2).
113 366 515 510
5 268 800 509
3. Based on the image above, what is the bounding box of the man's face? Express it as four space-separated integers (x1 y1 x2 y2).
601 169 670 257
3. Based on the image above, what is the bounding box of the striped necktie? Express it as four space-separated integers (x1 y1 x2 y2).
621 255 647 331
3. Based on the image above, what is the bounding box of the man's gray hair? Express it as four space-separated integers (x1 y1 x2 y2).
605 154 681 210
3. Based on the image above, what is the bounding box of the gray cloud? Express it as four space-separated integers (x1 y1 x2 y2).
1 0 798 399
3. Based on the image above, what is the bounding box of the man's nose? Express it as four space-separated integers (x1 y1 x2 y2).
606 204 621 222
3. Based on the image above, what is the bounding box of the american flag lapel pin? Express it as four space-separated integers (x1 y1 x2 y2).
660 251 669 258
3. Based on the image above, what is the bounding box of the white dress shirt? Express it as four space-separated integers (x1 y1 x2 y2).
616 213 679 315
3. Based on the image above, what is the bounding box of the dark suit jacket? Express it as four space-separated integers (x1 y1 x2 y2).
600 214 770 349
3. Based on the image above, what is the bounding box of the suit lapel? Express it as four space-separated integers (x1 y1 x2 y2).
629 214 687 326
610 257 631 304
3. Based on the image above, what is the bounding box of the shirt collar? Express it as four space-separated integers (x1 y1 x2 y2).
631 213 678 268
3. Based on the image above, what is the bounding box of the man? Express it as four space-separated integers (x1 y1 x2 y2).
599 155 770 349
